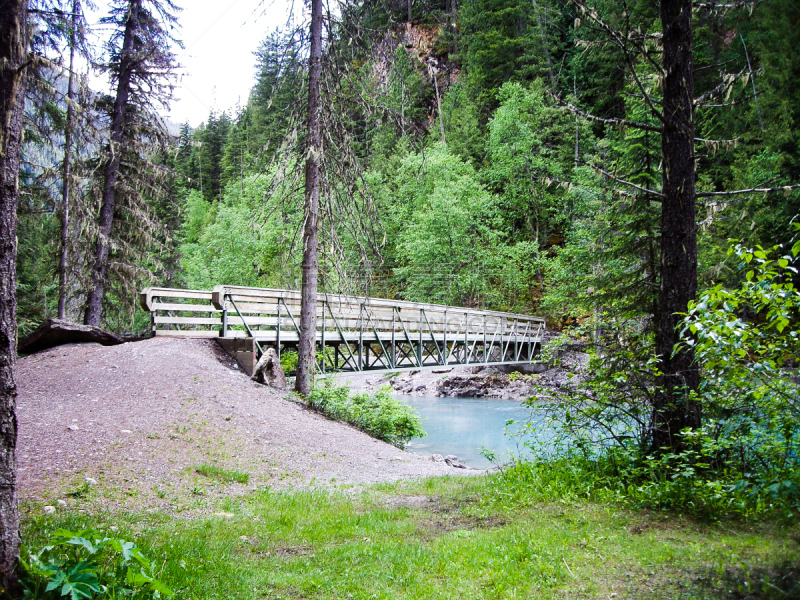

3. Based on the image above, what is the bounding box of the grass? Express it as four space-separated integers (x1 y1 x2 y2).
194 463 250 484
22 473 800 600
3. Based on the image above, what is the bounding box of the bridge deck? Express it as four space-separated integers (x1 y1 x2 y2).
140 286 545 375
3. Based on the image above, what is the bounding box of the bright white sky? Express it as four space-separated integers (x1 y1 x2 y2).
90 0 295 127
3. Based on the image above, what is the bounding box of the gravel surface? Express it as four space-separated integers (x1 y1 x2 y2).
17 337 479 515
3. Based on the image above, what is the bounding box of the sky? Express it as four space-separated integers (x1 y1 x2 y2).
90 0 295 127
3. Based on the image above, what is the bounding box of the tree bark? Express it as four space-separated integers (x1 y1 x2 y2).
295 0 323 396
0 0 29 594
432 69 446 144
532 0 554 83
651 0 701 453
84 0 141 326
59 0 79 319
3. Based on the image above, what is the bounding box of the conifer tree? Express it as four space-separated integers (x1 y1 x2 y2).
57 0 84 319
84 0 179 326
296 0 323 396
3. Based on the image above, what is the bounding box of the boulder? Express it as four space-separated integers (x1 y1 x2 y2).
436 375 487 397
251 348 287 389
18 319 124 355
444 455 467 468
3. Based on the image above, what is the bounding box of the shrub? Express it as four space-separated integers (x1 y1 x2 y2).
307 382 425 447
20 529 173 599
279 350 299 373
513 225 800 520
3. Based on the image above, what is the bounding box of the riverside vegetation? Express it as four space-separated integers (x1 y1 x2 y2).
19 238 800 597
7 0 800 596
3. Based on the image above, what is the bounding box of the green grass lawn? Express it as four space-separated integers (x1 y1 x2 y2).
22 474 800 599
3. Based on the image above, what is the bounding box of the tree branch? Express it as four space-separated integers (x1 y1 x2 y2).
587 165 665 197
551 93 662 133
574 0 666 125
696 184 800 198
694 68 748 105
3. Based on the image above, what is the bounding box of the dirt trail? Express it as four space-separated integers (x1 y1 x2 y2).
17 337 476 515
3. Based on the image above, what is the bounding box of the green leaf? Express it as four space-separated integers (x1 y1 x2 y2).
67 537 97 555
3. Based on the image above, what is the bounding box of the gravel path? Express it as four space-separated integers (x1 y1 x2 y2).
17 337 478 515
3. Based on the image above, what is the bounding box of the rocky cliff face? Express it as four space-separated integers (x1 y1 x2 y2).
369 22 459 134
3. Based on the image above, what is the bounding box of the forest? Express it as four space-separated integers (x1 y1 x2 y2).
13 0 799 334
1 0 800 596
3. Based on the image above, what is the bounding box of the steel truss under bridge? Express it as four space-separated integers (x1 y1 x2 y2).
140 286 546 375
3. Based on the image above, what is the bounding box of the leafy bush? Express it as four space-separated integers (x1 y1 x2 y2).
307 382 424 447
279 350 299 373
512 224 800 519
20 529 172 599
279 349 334 375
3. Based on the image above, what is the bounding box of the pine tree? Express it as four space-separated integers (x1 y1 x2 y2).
55 0 94 319
296 0 323 396
84 0 180 326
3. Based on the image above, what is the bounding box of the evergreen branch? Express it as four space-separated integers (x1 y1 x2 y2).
694 68 748 105
543 169 663 199
696 184 800 198
693 0 761 10
574 0 667 123
586 166 665 197
550 93 662 133
697 93 757 108
694 137 741 148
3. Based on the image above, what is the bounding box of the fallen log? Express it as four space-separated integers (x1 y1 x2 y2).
18 319 124 355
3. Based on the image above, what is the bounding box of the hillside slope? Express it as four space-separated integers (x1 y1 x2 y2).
17 338 473 514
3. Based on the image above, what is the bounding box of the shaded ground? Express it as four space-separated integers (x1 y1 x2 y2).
17 337 476 515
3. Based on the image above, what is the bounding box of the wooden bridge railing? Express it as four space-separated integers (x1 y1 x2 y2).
140 285 545 374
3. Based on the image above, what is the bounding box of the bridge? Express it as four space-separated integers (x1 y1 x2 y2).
140 286 545 376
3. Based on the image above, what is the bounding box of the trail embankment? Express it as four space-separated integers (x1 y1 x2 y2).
17 337 474 514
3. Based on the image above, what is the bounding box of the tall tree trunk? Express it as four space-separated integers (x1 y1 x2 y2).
295 0 323 396
59 0 79 320
84 0 141 326
0 0 29 594
432 69 446 144
532 0 554 83
739 34 764 132
651 0 701 453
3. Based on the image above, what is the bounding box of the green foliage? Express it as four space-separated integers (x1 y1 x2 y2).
179 173 302 290
676 227 800 511
458 0 561 116
518 226 800 520
16 206 60 337
279 350 299 374
307 382 424 447
484 81 585 247
440 83 486 164
388 142 540 310
195 464 250 485
20 529 173 599
683 228 799 404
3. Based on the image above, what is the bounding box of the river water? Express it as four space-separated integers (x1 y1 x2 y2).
402 395 545 469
